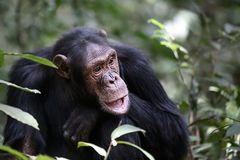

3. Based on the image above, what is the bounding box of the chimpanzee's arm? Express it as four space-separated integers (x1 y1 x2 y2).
63 107 100 144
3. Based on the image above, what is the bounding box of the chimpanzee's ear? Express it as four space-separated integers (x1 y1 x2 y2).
98 29 107 37
53 54 71 79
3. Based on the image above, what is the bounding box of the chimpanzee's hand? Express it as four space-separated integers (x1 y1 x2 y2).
63 108 99 145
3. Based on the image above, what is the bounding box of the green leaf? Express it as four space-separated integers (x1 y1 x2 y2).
111 124 145 140
192 143 212 154
78 141 106 157
55 0 62 7
178 45 188 54
55 157 69 160
190 136 200 142
35 155 56 160
160 41 179 59
179 101 189 113
0 80 41 94
225 124 240 137
1 52 57 69
209 86 220 92
148 18 165 29
28 155 69 160
226 100 238 119
0 146 28 160
0 103 39 130
117 141 155 160
151 30 171 41
180 62 190 69
208 130 224 142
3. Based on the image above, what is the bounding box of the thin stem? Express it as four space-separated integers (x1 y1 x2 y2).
209 124 230 135
104 141 113 160
103 120 123 160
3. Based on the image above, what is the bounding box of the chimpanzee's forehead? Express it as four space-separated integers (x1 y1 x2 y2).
85 43 115 63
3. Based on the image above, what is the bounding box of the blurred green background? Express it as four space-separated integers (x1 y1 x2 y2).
0 0 240 159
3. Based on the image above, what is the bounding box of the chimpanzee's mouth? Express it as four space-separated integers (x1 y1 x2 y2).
104 95 129 114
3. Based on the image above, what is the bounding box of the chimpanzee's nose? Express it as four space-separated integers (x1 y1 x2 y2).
103 72 118 86
109 72 117 84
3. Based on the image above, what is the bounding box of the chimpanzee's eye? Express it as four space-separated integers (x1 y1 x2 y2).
109 57 114 65
93 65 102 74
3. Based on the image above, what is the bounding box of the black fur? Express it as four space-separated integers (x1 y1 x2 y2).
3 27 189 160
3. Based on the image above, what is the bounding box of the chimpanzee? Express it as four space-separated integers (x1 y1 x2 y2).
3 27 189 160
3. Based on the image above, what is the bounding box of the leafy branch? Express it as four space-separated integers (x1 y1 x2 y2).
78 124 154 160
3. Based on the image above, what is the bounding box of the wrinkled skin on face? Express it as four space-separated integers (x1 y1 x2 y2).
83 43 130 115
53 40 130 115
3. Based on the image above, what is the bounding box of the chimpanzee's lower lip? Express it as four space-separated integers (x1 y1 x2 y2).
102 94 129 115
105 95 128 106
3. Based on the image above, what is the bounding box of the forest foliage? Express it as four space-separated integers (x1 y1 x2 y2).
0 0 240 159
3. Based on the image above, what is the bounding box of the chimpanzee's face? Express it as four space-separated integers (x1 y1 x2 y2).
83 43 130 115
53 31 130 115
